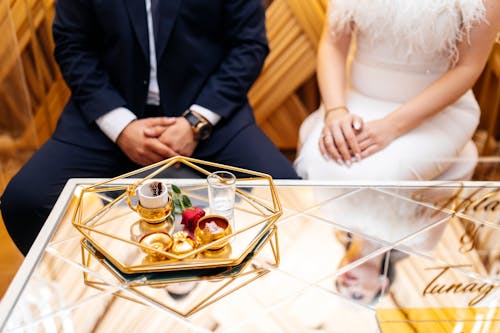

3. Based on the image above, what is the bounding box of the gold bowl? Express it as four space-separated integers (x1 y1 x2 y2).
195 215 232 250
198 244 232 259
139 232 173 259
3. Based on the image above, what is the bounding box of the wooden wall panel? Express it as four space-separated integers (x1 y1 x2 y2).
250 0 327 152
259 94 310 150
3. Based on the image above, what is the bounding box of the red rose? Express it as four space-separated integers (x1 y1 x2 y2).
181 207 205 237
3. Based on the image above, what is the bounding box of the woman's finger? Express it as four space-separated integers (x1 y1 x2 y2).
352 116 363 131
319 133 328 160
358 137 372 151
360 144 380 159
331 122 352 164
323 132 343 163
341 121 361 161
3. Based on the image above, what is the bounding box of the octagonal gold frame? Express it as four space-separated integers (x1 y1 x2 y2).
72 156 282 274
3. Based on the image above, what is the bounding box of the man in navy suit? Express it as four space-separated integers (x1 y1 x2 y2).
1 0 299 255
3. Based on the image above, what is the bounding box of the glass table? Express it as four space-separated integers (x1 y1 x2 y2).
1 175 499 332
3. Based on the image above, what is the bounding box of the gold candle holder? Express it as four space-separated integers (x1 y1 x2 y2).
195 215 232 251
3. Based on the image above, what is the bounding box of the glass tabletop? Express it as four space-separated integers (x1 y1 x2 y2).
1 177 499 333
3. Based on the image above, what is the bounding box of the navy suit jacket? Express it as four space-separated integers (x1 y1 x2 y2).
52 0 269 156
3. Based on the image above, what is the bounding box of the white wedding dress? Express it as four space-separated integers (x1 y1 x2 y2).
294 0 484 180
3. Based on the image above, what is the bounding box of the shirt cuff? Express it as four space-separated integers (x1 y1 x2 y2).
190 104 221 125
95 107 137 142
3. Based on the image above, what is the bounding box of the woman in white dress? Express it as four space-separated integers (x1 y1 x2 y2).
294 0 500 180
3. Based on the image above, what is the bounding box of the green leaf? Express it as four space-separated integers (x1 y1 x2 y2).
181 195 192 208
168 185 192 213
171 184 181 194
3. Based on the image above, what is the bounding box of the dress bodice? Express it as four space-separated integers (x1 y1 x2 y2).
328 0 485 102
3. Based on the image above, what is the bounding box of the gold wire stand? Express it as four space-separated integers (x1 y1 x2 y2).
72 155 282 271
81 226 279 317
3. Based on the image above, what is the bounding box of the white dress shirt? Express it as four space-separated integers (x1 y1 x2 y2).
96 0 220 142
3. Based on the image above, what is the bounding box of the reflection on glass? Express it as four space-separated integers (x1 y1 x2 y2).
324 187 451 306
164 281 198 300
313 188 450 246
334 233 401 305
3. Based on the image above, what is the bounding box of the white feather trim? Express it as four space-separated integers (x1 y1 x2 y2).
328 0 486 64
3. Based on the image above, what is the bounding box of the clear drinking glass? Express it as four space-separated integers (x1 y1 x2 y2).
207 171 236 226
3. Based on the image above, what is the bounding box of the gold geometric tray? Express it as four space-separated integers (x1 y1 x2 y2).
81 226 279 317
72 156 282 274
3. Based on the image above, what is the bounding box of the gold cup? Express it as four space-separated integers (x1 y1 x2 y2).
135 200 173 223
195 215 232 250
126 186 173 223
139 232 173 259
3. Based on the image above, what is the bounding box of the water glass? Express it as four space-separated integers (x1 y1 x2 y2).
207 171 236 225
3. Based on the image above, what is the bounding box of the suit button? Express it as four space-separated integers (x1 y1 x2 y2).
143 80 147 85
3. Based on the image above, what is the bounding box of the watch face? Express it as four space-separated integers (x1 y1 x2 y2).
197 123 212 140
183 111 212 140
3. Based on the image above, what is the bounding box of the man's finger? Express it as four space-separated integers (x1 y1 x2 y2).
145 117 177 127
144 125 168 138
146 139 178 158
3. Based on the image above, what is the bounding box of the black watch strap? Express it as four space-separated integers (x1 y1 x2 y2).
183 110 201 127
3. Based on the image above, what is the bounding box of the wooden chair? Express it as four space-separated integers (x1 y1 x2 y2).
475 41 500 155
249 0 327 151
0 0 69 193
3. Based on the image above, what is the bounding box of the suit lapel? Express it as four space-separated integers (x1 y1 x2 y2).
155 0 182 61
124 0 149 60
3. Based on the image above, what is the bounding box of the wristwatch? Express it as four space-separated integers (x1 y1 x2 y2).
182 110 212 141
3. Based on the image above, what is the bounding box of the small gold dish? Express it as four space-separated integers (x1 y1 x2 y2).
170 231 197 258
195 215 232 250
139 232 173 259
